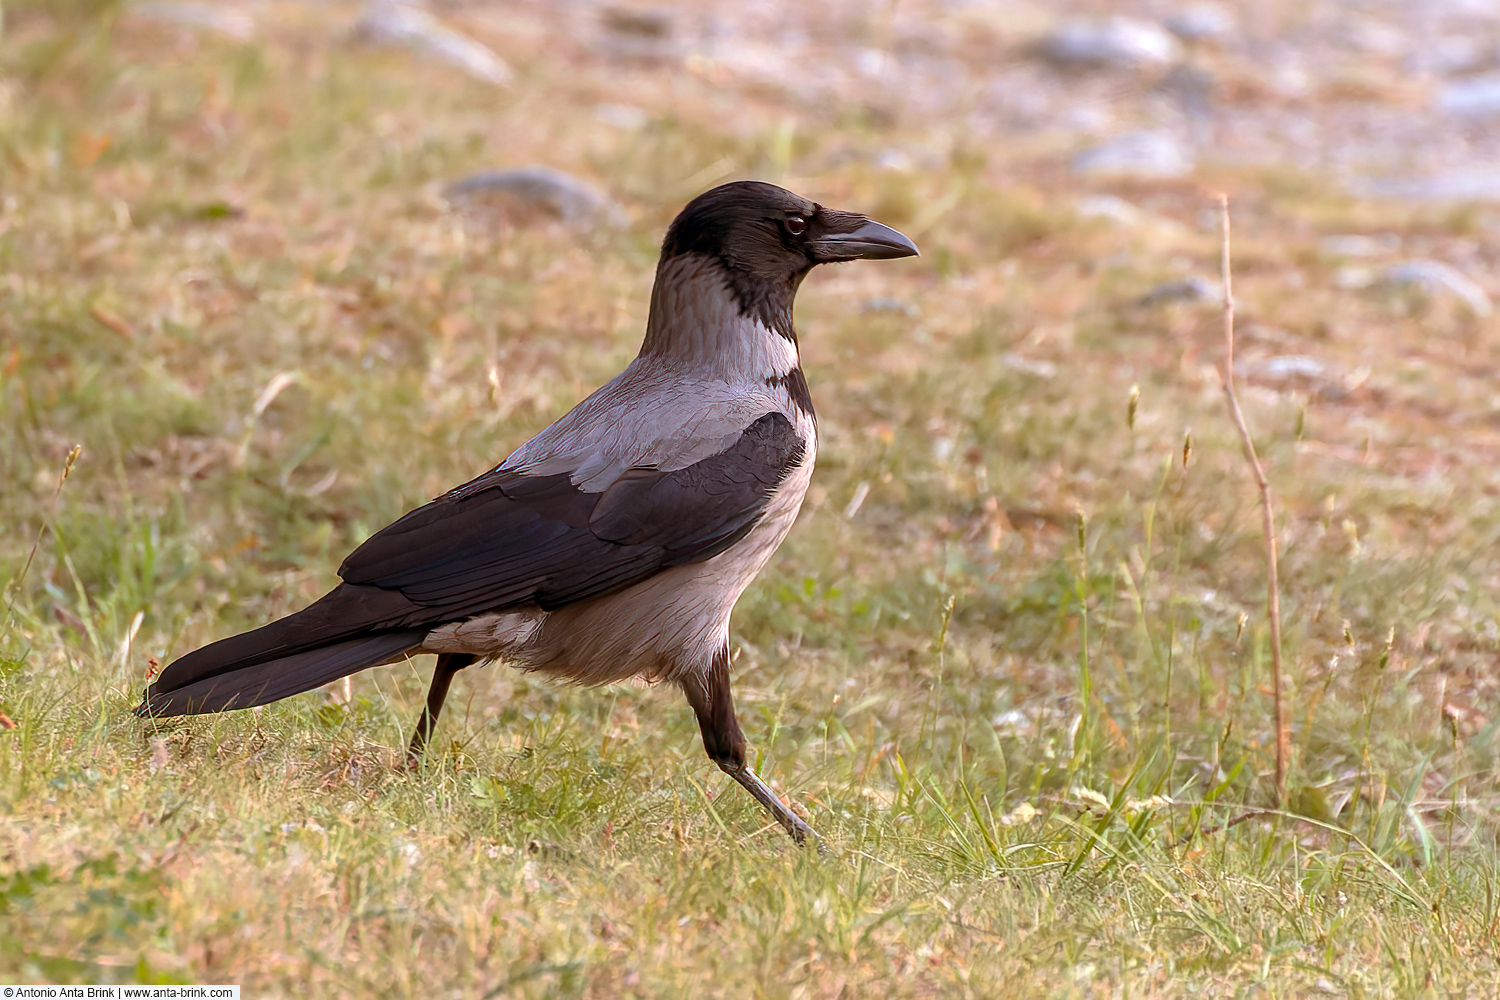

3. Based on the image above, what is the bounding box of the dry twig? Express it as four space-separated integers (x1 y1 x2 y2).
1216 196 1288 804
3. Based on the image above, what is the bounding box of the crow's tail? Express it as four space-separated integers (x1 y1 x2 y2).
137 631 426 717
135 582 431 718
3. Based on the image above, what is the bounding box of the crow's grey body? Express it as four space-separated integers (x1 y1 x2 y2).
422 255 818 686
138 181 916 846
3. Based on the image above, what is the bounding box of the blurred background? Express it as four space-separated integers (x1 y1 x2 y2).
24 0 1500 195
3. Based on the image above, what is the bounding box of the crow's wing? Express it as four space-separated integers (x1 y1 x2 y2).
140 411 806 716
339 411 806 617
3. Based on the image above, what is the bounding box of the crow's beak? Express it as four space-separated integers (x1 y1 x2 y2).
813 218 920 262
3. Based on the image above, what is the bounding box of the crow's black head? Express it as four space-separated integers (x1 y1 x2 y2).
659 181 918 337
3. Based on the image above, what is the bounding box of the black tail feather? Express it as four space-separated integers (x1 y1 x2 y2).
137 630 426 718
150 583 425 697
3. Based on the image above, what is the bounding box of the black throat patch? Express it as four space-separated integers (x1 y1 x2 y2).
720 265 802 342
766 367 816 421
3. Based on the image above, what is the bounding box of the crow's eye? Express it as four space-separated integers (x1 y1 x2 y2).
785 216 806 235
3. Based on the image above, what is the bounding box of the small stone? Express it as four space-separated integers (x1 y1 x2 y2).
597 6 676 64
356 2 513 87
1354 171 1500 202
1073 131 1193 178
1041 17 1182 71
1410 36 1493 77
1076 195 1144 225
1319 234 1399 258
1438 73 1500 119
1165 5 1236 43
1139 276 1220 306
860 297 919 317
1239 355 1342 383
1240 355 1352 400
444 167 626 230
1159 64 1217 121
1382 260 1493 316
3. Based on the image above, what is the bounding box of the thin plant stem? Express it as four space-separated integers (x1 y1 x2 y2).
1217 196 1288 805
1073 512 1093 775
2 445 83 643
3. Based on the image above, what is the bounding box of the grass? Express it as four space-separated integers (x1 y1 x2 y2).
3 1 1500 995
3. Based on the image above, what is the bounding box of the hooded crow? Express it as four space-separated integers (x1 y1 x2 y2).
137 180 919 846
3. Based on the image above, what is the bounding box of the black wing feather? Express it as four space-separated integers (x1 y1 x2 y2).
339 411 805 614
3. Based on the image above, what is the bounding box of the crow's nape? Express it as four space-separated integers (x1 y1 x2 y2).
137 630 428 717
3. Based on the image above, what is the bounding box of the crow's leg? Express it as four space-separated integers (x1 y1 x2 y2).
406 653 476 764
681 647 823 850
